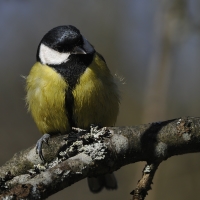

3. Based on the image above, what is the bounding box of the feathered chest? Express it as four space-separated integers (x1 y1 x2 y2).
26 63 69 133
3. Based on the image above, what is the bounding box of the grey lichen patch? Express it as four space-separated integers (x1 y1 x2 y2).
34 164 47 172
60 170 71 182
143 165 151 174
27 163 48 177
182 132 191 141
8 174 30 185
79 143 107 160
48 158 62 169
26 147 42 164
27 170 52 186
176 118 182 125
63 170 70 178
54 168 63 175
111 134 128 154
58 126 111 162
154 142 168 159
69 153 92 165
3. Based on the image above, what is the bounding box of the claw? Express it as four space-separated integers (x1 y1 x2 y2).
36 133 50 162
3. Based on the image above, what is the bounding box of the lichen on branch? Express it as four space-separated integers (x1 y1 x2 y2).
0 117 200 199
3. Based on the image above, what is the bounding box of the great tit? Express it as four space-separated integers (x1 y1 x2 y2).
26 25 119 193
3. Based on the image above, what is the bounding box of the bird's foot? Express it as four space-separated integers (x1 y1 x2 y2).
36 133 50 162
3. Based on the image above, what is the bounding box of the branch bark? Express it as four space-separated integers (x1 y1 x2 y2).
0 117 199 199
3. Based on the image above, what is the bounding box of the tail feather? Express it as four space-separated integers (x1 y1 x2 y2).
87 173 117 193
104 173 118 190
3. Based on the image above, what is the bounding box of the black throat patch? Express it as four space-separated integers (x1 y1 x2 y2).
50 53 94 88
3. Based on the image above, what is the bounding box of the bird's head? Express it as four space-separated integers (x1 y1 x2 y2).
37 25 95 65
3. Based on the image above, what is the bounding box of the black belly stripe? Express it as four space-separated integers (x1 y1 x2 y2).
49 53 95 128
65 88 75 127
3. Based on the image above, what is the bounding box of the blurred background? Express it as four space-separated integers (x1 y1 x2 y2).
1 0 200 199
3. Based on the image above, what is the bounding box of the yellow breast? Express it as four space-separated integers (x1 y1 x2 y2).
73 53 119 128
26 62 70 134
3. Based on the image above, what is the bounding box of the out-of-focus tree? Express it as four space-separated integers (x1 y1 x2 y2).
1 1 200 199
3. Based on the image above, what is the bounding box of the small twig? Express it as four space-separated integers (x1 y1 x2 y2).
131 162 160 200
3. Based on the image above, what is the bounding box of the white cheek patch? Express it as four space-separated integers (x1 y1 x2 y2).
39 43 70 65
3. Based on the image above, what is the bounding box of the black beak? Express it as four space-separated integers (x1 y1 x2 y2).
71 46 86 54
71 37 95 55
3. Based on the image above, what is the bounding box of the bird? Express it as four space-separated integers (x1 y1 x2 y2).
26 25 120 193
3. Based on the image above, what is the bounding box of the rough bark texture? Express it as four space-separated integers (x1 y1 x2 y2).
0 117 199 199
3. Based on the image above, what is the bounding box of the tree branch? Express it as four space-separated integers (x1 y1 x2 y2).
0 117 199 199
131 162 160 200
